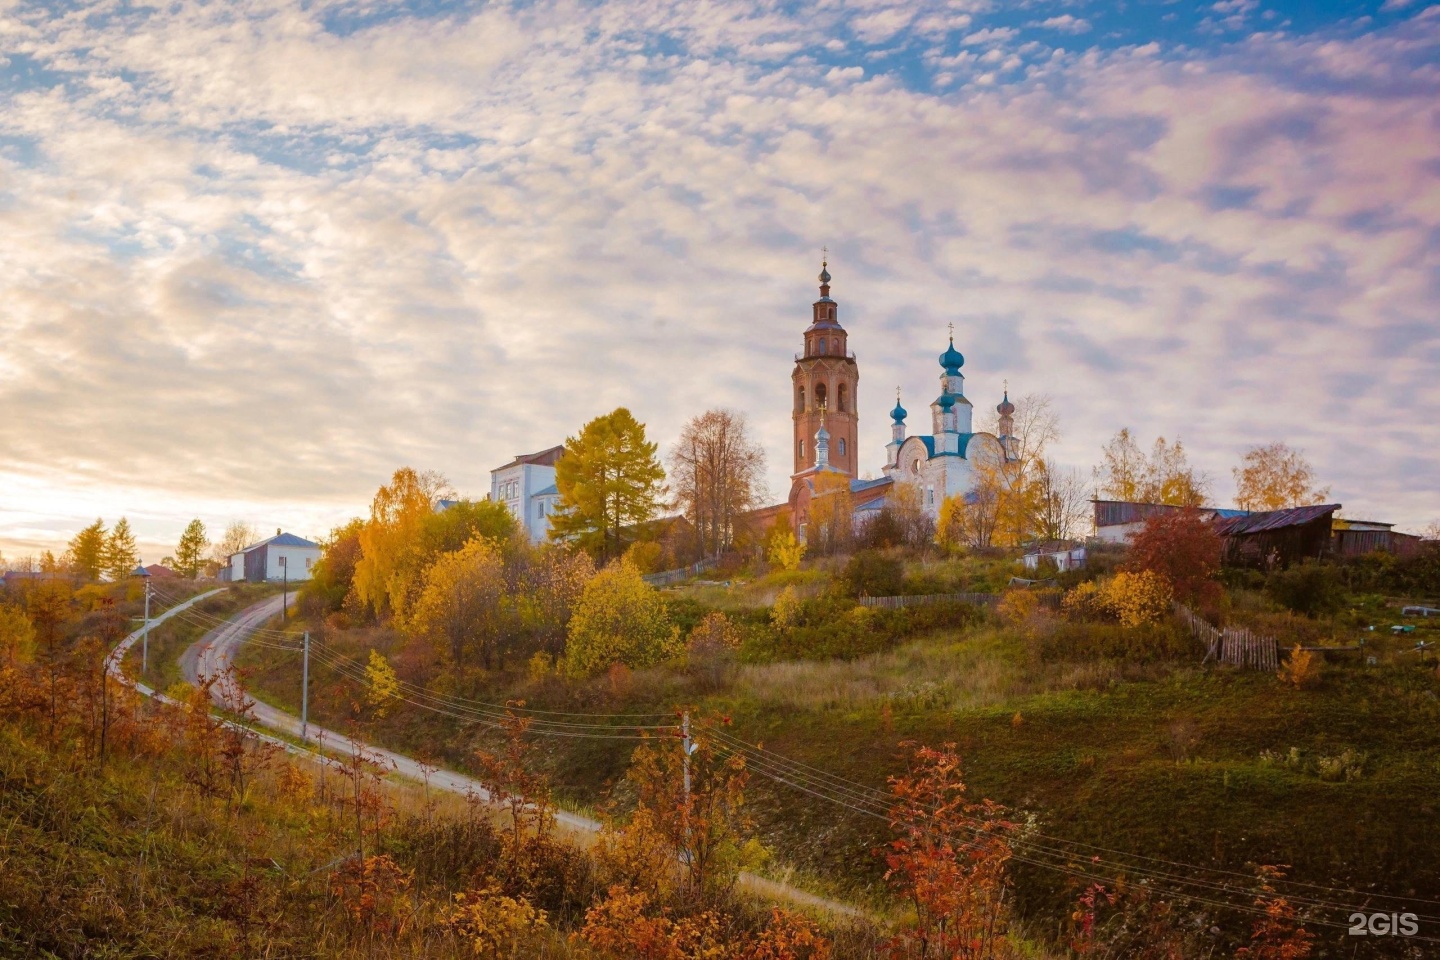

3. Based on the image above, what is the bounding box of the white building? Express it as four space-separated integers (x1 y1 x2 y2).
490 445 565 544
228 530 321 583
881 334 1016 517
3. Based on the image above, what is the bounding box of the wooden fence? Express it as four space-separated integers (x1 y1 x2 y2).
859 592 1000 610
642 559 717 587
1180 604 1279 672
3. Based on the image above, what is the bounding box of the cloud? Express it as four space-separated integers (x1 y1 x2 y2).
1032 15 1092 35
1 0 1438 559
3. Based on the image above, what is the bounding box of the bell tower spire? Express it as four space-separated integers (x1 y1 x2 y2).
791 254 859 477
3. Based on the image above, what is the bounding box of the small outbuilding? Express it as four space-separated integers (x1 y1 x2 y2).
1213 504 1342 568
228 530 321 583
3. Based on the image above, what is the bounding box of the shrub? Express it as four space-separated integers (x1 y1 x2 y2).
1277 643 1321 689
765 526 805 573
1266 562 1344 617
996 589 1039 630
1060 581 1108 622
840 550 904 598
1101 571 1173 627
565 560 681 675
746 598 984 663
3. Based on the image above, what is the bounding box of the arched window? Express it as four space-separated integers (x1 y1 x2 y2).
815 382 827 408
797 385 805 412
838 438 846 458
799 438 806 459
837 383 848 413
820 338 828 355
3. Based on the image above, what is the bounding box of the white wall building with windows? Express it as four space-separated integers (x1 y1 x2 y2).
489 445 564 544
227 530 321 583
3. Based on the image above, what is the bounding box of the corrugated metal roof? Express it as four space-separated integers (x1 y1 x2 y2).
1213 504 1340 536
244 531 320 552
491 445 564 473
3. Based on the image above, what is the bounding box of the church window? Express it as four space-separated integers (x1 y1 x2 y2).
838 383 848 412
815 382 827 408
797 385 805 411
820 338 828 355
798 438 805 459
928 487 935 506
838 438 846 458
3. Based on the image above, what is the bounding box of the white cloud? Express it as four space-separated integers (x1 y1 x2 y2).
1 0 1438 559
1033 15 1092 35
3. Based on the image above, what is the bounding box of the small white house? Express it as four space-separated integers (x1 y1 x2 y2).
490 445 565 544
229 530 321 583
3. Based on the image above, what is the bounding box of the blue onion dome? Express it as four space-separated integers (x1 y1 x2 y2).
997 390 1015 416
936 392 956 409
939 336 965 374
891 395 907 423
818 261 831 284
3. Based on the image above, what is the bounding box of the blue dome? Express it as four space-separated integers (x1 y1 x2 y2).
935 393 956 409
939 338 964 374
891 399 907 423
818 262 831 284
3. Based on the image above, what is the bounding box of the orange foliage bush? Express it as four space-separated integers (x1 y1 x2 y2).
1126 508 1222 606
1277 644 1322 690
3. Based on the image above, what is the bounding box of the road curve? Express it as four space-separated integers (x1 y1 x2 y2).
179 597 867 919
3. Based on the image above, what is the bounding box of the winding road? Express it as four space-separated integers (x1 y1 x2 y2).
176 595 863 918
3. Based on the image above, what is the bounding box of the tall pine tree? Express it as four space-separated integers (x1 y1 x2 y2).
174 519 210 578
103 518 139 581
550 408 664 562
67 519 107 581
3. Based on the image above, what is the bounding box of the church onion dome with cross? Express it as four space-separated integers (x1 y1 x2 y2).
785 257 1019 540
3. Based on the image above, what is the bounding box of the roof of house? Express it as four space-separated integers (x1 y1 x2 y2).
1213 504 1341 537
1093 500 1250 527
144 564 178 578
492 445 564 473
240 532 320 553
532 483 559 497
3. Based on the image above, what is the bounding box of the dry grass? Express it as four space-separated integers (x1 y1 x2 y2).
733 628 1182 713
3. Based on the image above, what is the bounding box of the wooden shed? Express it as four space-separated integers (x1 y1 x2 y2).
1213 504 1341 568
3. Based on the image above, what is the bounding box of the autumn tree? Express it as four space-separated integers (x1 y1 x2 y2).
102 518 140 580
619 723 754 899
212 520 258 565
1125 507 1222 605
305 518 366 616
1233 442 1330 512
516 546 594 658
364 650 400 718
0 603 36 666
884 742 1017 959
564 559 679 675
765 525 805 572
352 467 455 620
551 408 666 562
172 519 209 578
1235 865 1315 960
1031 459 1091 542
67 518 107 580
668 409 767 561
805 471 853 555
407 536 509 671
1097 429 1209 506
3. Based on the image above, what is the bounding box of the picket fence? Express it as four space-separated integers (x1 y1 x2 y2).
859 592 1000 610
1180 604 1279 672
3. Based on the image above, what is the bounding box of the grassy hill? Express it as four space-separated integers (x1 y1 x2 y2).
231 551 1440 956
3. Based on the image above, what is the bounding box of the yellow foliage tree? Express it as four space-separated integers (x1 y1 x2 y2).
364 650 400 718
564 559 679 675
805 471 853 555
0 604 36 666
766 526 805 572
406 536 509 671
352 467 454 621
1278 643 1322 689
770 585 801 631
1100 570 1173 627
1234 442 1330 512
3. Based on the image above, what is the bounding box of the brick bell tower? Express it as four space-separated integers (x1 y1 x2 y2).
791 256 859 477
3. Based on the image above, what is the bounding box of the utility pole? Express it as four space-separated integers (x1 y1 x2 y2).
681 709 695 881
301 630 310 743
280 556 288 620
141 578 152 676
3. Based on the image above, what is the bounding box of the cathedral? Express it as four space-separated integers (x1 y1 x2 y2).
785 260 1017 540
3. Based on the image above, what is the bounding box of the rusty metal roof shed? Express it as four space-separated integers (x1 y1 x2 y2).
1212 504 1340 537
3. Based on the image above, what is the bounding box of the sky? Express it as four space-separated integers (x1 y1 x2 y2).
1 0 1438 565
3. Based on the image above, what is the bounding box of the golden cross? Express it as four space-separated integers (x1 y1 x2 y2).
948 321 954 340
